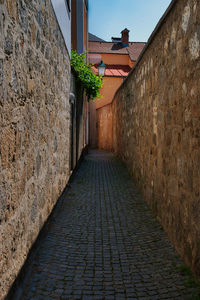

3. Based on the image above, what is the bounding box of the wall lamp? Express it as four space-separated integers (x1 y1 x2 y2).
97 60 106 76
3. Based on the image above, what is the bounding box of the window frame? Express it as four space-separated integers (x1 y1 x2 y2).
65 0 71 13
84 0 88 11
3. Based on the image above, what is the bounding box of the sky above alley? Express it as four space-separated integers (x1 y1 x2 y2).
89 0 172 42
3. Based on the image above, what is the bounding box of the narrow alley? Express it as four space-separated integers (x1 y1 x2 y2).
10 151 196 300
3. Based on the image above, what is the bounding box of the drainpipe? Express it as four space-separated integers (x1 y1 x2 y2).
69 92 76 170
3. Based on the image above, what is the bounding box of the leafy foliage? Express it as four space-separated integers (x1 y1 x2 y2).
71 49 103 100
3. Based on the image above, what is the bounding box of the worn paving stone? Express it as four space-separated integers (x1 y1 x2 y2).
12 150 197 299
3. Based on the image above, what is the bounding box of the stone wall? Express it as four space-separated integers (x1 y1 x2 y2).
0 0 72 298
112 0 200 279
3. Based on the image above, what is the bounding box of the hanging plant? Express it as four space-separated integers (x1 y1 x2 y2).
71 49 103 100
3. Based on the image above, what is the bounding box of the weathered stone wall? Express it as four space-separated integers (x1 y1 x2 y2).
0 0 72 298
112 0 200 279
97 104 113 151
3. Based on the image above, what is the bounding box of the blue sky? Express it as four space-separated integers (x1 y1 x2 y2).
88 0 172 42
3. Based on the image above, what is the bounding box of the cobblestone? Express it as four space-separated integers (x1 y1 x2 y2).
12 151 197 299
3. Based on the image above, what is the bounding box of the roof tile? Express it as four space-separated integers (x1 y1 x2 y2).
92 64 131 77
89 41 146 61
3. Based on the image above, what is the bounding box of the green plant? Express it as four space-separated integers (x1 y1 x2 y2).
177 264 200 299
71 49 103 100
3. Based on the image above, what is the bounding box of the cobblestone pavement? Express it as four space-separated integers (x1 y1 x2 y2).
12 151 197 299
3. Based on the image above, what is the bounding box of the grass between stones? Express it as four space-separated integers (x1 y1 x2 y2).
177 264 200 300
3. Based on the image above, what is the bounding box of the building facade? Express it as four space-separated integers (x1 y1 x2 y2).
71 0 88 54
88 29 145 149
71 0 89 169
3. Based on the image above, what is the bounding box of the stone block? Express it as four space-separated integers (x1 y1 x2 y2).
27 78 35 94
6 0 18 21
0 126 15 169
4 30 13 55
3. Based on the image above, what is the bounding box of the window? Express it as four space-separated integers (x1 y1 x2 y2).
65 0 71 12
84 0 88 10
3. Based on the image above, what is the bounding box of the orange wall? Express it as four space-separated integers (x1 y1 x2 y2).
101 53 130 66
97 104 113 151
89 101 97 148
89 52 135 150
96 76 122 109
129 58 135 68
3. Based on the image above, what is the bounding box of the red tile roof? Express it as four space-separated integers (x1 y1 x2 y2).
92 64 131 77
89 41 146 61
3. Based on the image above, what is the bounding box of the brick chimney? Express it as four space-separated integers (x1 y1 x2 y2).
121 28 130 46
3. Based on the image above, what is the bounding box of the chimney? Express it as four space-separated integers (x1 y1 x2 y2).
121 28 130 46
